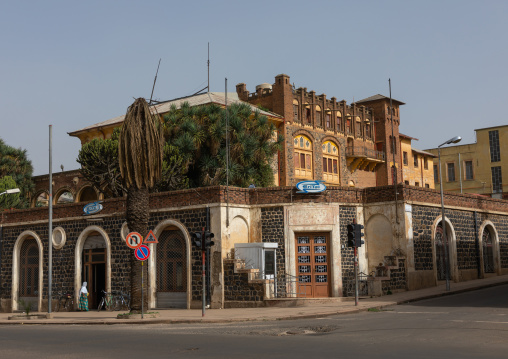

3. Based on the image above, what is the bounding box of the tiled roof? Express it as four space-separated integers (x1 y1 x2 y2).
69 92 282 136
412 148 437 158
356 94 405 105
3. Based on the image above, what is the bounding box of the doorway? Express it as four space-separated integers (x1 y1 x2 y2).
81 235 106 309
295 232 331 298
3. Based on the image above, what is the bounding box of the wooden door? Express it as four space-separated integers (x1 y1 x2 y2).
82 248 106 308
295 233 330 297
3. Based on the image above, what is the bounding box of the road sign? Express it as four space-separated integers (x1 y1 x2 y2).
126 232 143 249
134 244 150 261
83 201 103 215
143 230 158 244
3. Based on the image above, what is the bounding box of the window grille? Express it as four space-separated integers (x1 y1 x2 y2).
20 239 39 297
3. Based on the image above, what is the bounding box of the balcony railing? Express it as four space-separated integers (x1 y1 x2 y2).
346 146 385 161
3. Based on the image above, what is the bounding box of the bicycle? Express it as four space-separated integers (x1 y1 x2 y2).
55 291 74 312
114 291 131 311
97 290 115 311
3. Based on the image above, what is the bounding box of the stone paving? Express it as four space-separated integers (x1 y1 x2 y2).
2 274 507 325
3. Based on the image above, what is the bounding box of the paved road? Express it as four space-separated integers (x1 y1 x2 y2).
1 285 508 358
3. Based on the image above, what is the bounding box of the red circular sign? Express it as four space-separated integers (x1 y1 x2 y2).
126 232 143 249
134 244 150 261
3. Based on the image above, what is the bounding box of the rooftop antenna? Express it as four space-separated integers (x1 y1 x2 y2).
149 58 161 104
207 42 210 93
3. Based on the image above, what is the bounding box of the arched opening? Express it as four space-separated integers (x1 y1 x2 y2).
434 219 456 282
75 226 111 311
79 186 98 202
33 191 49 207
12 231 43 311
293 99 299 123
294 135 313 180
481 225 497 274
55 190 74 204
155 227 188 308
365 214 393 274
322 141 339 184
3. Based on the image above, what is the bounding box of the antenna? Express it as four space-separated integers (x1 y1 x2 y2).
149 58 161 104
207 42 210 93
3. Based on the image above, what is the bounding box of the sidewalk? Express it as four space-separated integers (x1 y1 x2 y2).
2 274 507 325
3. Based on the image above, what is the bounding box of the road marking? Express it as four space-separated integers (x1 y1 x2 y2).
395 311 449 314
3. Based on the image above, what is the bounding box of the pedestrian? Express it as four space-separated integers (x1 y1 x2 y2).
78 282 89 311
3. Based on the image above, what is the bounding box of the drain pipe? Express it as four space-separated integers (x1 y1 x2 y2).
206 206 211 307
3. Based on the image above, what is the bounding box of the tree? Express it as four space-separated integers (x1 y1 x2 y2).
0 138 34 208
77 128 126 198
163 102 283 188
0 176 20 209
118 98 163 313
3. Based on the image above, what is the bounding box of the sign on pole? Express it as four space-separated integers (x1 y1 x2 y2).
143 230 158 244
126 232 143 249
134 244 150 261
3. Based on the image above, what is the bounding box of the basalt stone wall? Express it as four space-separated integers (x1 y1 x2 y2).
223 260 264 302
339 206 357 296
475 212 508 269
382 258 406 294
261 206 285 278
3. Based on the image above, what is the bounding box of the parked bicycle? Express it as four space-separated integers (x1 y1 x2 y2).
97 290 115 311
114 291 131 311
53 291 74 312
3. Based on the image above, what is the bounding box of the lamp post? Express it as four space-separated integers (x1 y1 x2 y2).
0 188 20 196
438 135 461 291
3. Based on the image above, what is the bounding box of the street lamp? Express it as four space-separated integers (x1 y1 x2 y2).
438 136 461 291
0 188 20 196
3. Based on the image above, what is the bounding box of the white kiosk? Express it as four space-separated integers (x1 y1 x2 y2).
234 243 277 279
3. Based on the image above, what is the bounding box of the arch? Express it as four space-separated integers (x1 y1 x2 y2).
315 105 322 126
75 226 111 309
151 219 192 309
479 220 501 275
12 230 44 311
325 108 332 129
322 140 339 184
365 214 393 274
294 134 313 180
229 215 249 249
431 216 458 283
292 99 299 123
304 102 311 124
32 190 49 208
355 116 362 137
54 187 75 205
77 186 99 203
336 111 342 131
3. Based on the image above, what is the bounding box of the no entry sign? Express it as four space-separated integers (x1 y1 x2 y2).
135 244 150 261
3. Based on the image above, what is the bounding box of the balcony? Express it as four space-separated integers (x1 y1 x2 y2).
346 146 385 172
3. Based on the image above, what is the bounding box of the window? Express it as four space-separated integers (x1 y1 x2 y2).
390 136 397 154
316 106 322 127
404 180 409 185
322 141 339 184
491 166 503 193
346 117 352 134
465 160 473 180
305 105 311 124
447 163 456 182
325 109 331 128
293 100 299 122
294 135 313 179
424 158 428 170
19 239 39 297
489 130 501 162
365 123 371 138
425 184 430 188
415 181 420 187
403 152 408 166
413 154 419 168
355 117 362 137
434 164 439 183
336 111 342 131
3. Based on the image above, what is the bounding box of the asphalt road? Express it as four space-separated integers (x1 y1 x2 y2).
1 284 508 359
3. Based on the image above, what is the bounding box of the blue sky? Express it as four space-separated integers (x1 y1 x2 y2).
1 0 507 175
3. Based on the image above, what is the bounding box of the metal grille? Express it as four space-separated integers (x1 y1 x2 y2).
344 271 369 297
157 230 186 292
483 230 495 273
19 238 39 296
435 224 449 281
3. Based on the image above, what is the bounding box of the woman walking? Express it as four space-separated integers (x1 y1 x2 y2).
78 282 89 311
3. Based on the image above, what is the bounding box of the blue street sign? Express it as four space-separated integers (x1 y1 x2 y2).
296 180 326 193
83 201 103 215
134 244 150 261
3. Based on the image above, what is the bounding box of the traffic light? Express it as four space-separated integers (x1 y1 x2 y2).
191 232 202 248
354 224 365 247
203 231 215 248
347 224 356 247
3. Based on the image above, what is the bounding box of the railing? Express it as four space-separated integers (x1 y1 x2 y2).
346 146 385 161
256 271 307 298
344 271 370 297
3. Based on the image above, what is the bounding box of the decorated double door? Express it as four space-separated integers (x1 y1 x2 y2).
295 233 330 297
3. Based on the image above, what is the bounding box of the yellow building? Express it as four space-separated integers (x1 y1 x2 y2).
399 133 436 189
425 125 508 198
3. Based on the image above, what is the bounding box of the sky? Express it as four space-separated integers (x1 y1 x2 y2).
1 0 507 176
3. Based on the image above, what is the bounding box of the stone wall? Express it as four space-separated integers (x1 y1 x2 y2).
381 258 406 294
223 260 264 302
339 206 357 296
261 206 285 277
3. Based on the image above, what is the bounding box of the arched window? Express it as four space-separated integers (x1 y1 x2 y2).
20 239 39 297
365 121 371 139
346 115 352 135
79 186 98 202
294 135 313 179
293 99 299 123
322 141 339 184
325 108 331 129
355 117 362 137
305 103 311 124
55 190 74 204
316 105 322 127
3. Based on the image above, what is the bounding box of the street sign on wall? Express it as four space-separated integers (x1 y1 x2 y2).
134 245 150 261
296 180 326 193
125 232 143 249
143 230 158 244
83 201 103 215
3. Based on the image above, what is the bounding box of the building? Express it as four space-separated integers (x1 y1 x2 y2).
399 134 436 189
425 125 508 198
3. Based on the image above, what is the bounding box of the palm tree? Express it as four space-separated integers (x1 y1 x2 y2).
118 98 163 312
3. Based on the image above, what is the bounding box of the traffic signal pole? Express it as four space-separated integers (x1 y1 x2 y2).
354 246 358 306
202 227 206 317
